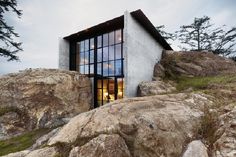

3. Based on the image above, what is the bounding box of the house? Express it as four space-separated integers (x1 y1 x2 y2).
58 9 172 108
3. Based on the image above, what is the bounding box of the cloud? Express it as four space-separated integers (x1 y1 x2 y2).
0 0 235 74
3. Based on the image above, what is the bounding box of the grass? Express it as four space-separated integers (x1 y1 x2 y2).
0 128 51 156
175 75 236 91
0 106 21 117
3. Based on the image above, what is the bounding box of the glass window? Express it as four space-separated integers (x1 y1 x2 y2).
97 80 102 88
80 41 84 52
85 65 89 74
80 52 85 65
90 64 94 74
103 33 109 47
97 48 102 62
98 35 102 48
103 61 109 76
97 63 102 75
90 38 94 50
85 39 89 51
115 60 122 75
109 45 115 61
109 31 115 45
80 65 84 74
115 29 122 44
90 50 94 64
103 47 108 61
84 51 89 64
97 89 103 101
115 44 122 59
109 61 115 76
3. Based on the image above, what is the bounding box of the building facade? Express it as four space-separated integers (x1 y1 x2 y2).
59 9 172 108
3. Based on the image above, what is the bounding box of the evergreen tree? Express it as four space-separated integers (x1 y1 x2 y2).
0 0 22 61
156 25 175 42
176 16 236 57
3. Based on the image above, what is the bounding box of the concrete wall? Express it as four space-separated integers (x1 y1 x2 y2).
58 38 70 70
123 11 164 97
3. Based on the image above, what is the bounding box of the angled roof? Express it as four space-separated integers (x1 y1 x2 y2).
64 9 172 50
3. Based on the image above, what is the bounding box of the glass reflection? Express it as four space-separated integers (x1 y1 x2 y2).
115 44 121 59
109 31 114 45
115 60 122 75
97 48 102 62
109 45 114 61
115 29 122 44
103 47 108 61
103 33 109 47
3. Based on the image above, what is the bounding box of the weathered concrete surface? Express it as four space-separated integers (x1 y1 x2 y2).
124 11 165 97
48 92 211 157
0 69 92 139
58 38 70 70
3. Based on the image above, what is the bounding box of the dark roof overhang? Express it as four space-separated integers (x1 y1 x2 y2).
64 9 172 50
130 9 172 50
64 15 124 42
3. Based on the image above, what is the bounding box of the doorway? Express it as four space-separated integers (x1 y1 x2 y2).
96 77 124 107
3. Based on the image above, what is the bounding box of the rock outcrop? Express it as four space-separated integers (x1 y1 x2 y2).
156 51 236 78
47 93 210 157
0 69 92 140
138 79 176 96
182 140 208 157
212 106 236 157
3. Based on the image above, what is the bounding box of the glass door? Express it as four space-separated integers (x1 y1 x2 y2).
96 77 124 107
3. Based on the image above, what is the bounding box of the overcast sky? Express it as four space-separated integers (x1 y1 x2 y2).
0 0 236 74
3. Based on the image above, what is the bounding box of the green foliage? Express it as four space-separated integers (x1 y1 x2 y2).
175 75 236 91
0 106 21 116
0 0 23 61
0 129 50 156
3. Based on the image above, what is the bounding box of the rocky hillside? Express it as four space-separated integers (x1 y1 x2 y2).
0 69 92 141
1 51 236 157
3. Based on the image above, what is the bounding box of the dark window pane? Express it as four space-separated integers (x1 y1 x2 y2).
80 52 85 65
115 29 122 44
80 65 84 74
85 39 89 51
85 65 89 74
97 48 102 62
109 45 115 61
97 63 102 75
80 41 84 52
98 35 102 48
103 33 109 47
103 61 109 76
90 38 94 50
84 51 89 64
108 61 115 76
115 44 122 59
90 64 94 74
109 31 115 45
90 50 94 64
103 47 108 61
115 60 122 75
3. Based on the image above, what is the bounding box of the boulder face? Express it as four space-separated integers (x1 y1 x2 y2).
138 80 176 96
156 51 236 78
0 69 92 139
48 92 211 157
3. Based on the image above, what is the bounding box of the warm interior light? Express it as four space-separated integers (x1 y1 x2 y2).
104 92 109 96
118 91 123 96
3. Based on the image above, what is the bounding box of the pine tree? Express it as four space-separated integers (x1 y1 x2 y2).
0 0 22 61
176 16 236 57
156 25 175 42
